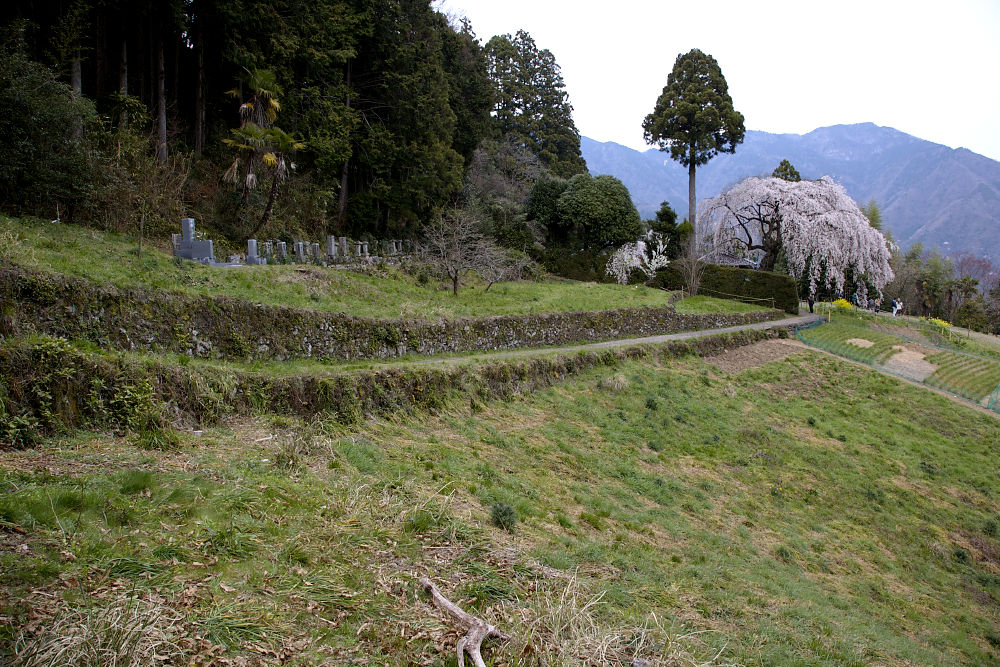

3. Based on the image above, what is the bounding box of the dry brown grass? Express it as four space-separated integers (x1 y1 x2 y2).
13 594 186 667
487 575 739 666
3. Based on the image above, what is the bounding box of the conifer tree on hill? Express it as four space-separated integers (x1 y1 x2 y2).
484 30 586 179
643 48 744 236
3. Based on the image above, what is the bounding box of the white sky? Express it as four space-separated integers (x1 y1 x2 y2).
437 0 1000 162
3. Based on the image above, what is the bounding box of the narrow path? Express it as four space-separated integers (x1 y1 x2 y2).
407 314 823 366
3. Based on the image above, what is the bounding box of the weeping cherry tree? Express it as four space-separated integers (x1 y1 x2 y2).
700 176 894 301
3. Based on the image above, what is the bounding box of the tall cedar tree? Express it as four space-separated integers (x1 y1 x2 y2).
484 30 586 178
642 49 744 234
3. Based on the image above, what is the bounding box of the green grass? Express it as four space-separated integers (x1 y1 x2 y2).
799 314 1000 409
1 216 685 320
4 351 999 665
673 294 770 314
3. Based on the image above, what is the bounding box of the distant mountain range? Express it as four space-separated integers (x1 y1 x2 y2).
581 123 1000 261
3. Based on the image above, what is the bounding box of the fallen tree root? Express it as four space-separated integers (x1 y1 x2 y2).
418 577 510 667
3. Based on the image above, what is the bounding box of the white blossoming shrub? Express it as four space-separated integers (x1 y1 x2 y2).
699 176 894 301
606 232 670 285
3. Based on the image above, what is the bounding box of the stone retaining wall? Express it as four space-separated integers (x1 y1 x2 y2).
2 267 781 362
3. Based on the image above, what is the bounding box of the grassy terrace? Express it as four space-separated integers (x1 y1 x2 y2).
0 217 766 320
924 350 1000 403
796 317 901 364
798 312 1000 408
3 351 999 665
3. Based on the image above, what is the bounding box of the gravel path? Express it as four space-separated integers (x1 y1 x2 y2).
407 314 823 366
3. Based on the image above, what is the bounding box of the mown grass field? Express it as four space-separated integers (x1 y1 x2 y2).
924 350 1000 404
3 349 999 665
796 317 901 364
1 217 762 320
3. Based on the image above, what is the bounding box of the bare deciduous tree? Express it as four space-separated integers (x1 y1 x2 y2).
421 208 498 295
676 235 707 297
479 247 535 292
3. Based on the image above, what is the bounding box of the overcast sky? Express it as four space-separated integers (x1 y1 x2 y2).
437 0 1000 162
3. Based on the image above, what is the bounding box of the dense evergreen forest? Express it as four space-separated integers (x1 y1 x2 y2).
1 1 594 249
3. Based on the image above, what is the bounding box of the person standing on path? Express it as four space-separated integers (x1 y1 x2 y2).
808 294 815 313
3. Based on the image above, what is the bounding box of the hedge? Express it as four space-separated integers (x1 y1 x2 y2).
649 264 799 314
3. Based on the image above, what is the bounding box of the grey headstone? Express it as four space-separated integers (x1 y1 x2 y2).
245 239 267 265
190 239 214 263
172 233 182 254
339 236 348 257
181 218 195 243
327 235 338 258
277 241 287 258
311 242 321 262
361 241 369 257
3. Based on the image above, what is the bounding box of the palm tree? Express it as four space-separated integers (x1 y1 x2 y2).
256 128 304 235
222 68 303 233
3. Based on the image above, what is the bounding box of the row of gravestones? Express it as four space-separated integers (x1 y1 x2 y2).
171 218 410 267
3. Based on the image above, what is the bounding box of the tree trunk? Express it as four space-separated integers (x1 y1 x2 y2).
336 61 352 228
687 151 696 233
253 171 280 237
119 37 128 127
95 15 106 99
71 50 82 96
71 49 83 138
193 25 205 154
156 37 168 164
758 247 779 273
452 273 459 295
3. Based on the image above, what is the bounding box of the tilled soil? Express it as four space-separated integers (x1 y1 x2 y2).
703 338 807 373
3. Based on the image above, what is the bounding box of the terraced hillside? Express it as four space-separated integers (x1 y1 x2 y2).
3 220 999 665
3 348 1000 665
798 312 1000 411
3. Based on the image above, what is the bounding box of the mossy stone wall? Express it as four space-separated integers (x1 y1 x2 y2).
1 328 784 444
2 267 782 362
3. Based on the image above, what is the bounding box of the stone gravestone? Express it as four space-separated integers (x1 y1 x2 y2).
339 237 348 258
276 241 287 261
246 239 267 265
327 235 338 260
311 242 321 263
173 218 216 264
294 242 306 263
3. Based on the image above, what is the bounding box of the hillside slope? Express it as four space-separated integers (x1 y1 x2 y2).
3 348 1000 665
582 123 1000 260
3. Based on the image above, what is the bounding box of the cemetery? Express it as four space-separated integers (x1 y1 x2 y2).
171 217 410 268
